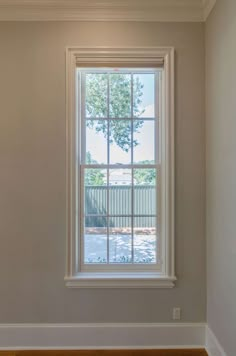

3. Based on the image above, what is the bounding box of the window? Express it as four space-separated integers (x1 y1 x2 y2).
65 47 175 288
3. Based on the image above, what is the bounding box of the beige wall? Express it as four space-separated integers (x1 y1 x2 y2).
206 1 236 355
0 22 205 323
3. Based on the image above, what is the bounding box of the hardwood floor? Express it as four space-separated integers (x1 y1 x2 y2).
0 350 208 356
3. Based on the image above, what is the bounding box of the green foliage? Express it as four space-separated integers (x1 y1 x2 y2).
85 152 105 186
85 153 156 186
86 74 107 118
86 73 144 152
134 162 156 185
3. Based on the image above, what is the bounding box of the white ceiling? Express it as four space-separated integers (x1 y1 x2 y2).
0 0 216 22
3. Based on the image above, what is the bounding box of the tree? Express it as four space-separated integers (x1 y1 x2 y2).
134 161 156 185
86 73 144 152
85 152 105 186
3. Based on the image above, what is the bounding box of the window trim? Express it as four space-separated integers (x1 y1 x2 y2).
65 47 175 288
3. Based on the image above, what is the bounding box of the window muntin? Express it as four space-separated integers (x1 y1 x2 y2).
78 68 161 271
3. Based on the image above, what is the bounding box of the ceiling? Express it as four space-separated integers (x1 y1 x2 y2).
0 0 216 22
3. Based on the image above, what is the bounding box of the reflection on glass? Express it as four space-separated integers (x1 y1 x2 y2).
84 169 107 215
133 120 156 164
86 120 107 164
84 217 107 263
134 168 156 215
86 73 107 118
133 74 155 118
109 120 132 164
134 217 156 264
109 217 132 263
110 74 131 118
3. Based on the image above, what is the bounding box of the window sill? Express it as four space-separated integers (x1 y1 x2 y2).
65 273 176 288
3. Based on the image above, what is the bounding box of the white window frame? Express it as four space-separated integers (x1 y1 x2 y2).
65 47 175 288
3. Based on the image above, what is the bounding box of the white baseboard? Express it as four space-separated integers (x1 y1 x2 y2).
0 323 206 350
206 326 227 356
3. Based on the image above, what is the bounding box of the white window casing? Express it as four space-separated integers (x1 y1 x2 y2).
65 47 175 288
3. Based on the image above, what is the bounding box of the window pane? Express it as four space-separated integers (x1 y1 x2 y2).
109 120 131 164
109 217 132 263
84 217 107 263
86 120 107 164
84 169 107 215
134 168 156 215
109 169 132 215
86 73 107 118
110 74 131 118
133 74 155 118
134 217 156 264
133 120 156 164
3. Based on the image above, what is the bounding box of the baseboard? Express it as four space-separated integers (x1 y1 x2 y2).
206 326 227 356
0 323 206 350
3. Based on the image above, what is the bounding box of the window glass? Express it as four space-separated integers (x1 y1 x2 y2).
81 69 159 267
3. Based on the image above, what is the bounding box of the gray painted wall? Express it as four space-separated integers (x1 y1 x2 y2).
0 22 205 323
206 1 236 355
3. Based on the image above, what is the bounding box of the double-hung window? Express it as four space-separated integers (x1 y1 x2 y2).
66 48 175 288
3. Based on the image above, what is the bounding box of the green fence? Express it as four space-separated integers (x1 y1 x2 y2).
85 185 156 227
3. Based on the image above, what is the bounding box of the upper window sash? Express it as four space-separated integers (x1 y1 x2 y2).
79 69 161 165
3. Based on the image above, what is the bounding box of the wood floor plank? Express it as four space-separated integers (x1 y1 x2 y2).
0 349 208 356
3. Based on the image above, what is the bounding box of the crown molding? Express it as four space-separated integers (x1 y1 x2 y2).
0 0 216 22
202 0 216 21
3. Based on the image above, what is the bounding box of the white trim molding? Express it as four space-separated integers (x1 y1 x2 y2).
206 326 228 356
0 0 216 22
202 0 216 21
0 323 206 350
65 274 176 289
65 46 175 288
